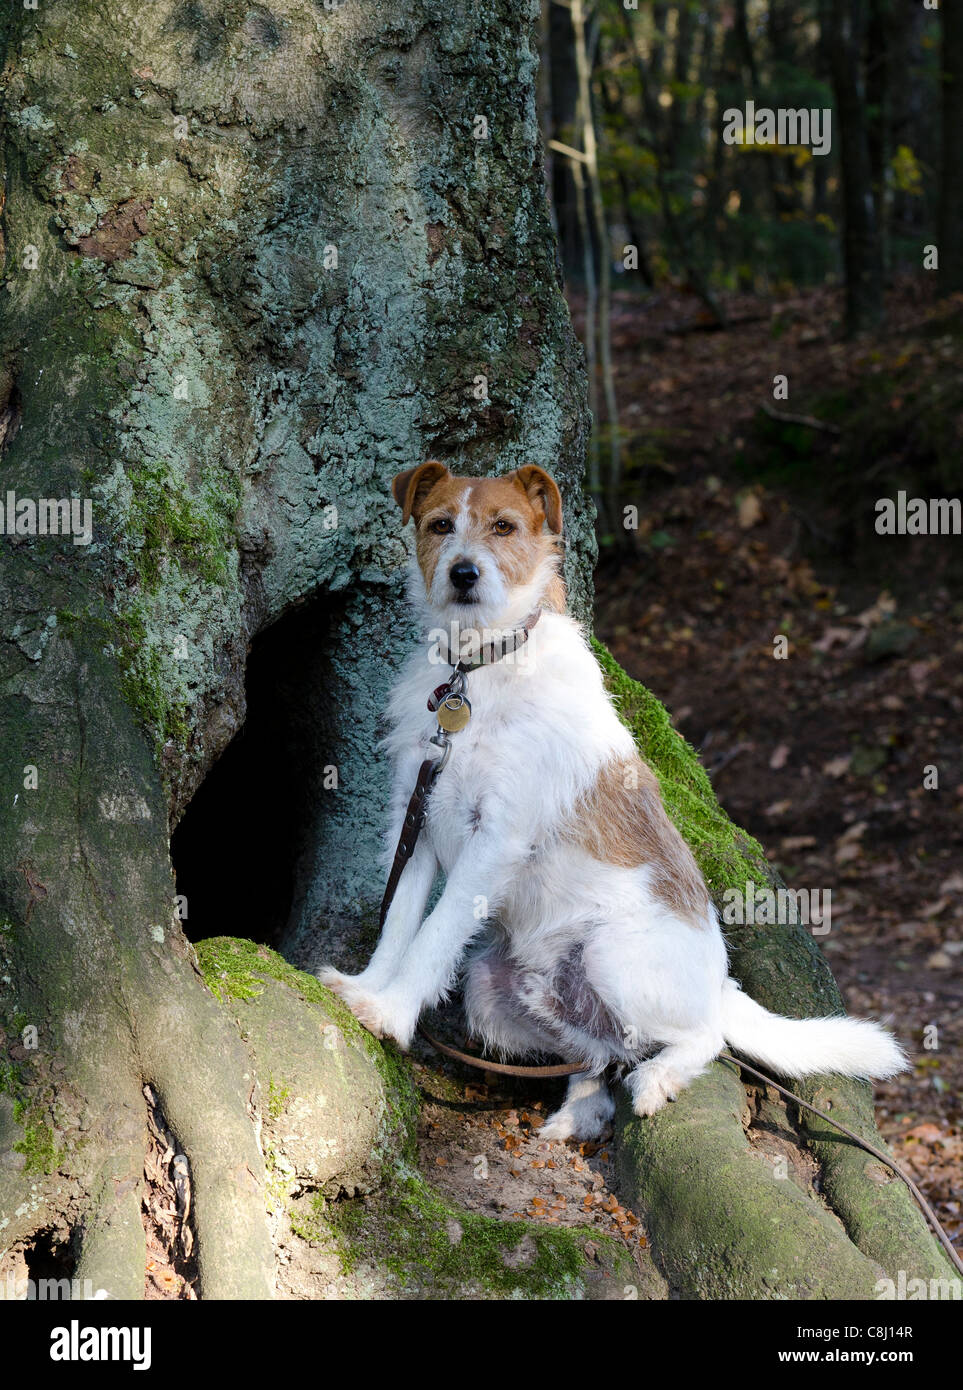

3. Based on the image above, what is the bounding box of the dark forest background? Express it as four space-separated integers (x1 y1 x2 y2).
544 0 960 320
540 0 962 538
539 0 962 1250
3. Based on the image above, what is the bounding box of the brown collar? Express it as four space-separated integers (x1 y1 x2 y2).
435 607 541 673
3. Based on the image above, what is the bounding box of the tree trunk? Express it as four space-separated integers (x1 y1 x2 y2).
940 0 963 293
0 0 591 1300
572 0 620 524
596 71 655 288
0 0 951 1300
821 0 885 334
866 0 894 275
547 0 583 279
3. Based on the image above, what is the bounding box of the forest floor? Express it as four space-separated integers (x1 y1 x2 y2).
586 276 963 1254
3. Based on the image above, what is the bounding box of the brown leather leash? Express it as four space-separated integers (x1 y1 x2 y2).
417 1022 586 1078
380 755 448 929
376 617 963 1276
379 609 541 933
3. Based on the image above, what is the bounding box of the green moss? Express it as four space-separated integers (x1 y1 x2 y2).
13 1111 64 1176
196 937 370 1048
593 639 768 896
0 1060 24 1099
614 1064 882 1299
125 459 235 588
194 935 419 1156
196 939 266 1005
267 1075 292 1122
326 1163 630 1300
289 1192 330 1244
114 605 190 756
105 454 242 761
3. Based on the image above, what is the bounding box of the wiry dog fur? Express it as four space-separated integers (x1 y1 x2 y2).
320 462 906 1140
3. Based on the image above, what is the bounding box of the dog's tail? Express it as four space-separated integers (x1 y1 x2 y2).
720 978 907 1079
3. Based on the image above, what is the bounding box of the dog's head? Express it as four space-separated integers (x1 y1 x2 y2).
391 462 565 627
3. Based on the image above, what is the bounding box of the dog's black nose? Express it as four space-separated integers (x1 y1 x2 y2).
450 561 480 593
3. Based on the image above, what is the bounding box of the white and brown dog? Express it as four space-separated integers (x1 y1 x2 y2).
320 463 905 1140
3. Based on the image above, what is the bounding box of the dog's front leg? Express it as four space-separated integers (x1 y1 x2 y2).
337 824 527 1050
319 833 438 1001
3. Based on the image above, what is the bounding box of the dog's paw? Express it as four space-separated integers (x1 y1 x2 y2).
317 965 355 998
541 1087 615 1143
629 1065 679 1118
335 984 416 1050
540 1107 612 1144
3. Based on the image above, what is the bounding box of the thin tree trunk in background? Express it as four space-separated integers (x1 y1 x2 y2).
821 0 885 334
735 0 792 224
649 1 670 84
888 0 923 240
866 0 894 274
548 0 582 277
598 72 655 287
940 0 963 293
667 0 695 172
572 153 598 498
767 0 805 220
692 0 717 152
573 0 620 522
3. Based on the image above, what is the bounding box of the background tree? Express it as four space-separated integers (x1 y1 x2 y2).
820 0 885 334
940 0 963 294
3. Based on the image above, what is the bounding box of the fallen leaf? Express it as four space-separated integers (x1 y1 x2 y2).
738 493 763 529
926 951 953 969
904 1123 944 1144
780 834 816 851
823 755 852 778
769 743 790 770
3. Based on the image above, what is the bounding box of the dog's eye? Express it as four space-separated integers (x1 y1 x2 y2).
492 519 515 535
428 518 454 534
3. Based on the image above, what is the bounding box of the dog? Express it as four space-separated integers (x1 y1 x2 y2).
320 462 906 1140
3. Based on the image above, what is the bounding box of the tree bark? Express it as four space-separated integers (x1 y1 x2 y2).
0 0 951 1299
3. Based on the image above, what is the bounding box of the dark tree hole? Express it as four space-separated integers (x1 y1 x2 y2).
172 592 339 949
22 1227 78 1290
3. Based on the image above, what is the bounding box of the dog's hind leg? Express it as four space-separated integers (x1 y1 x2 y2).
541 1072 615 1142
465 947 615 1143
627 1028 722 1117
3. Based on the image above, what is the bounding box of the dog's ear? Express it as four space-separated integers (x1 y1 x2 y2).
391 461 449 525
513 465 564 534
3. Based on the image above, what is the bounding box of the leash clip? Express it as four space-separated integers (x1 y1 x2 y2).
428 728 452 773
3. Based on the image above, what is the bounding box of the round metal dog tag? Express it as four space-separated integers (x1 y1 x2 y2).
437 694 471 732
